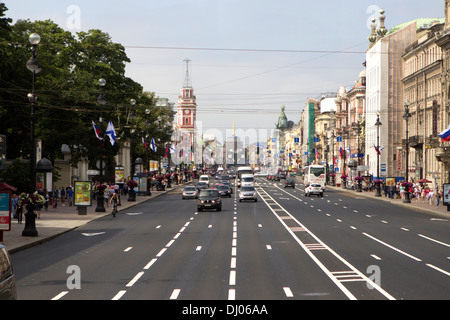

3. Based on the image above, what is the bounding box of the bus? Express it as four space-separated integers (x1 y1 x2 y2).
236 166 253 187
303 165 326 190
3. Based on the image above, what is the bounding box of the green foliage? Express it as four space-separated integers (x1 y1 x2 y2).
0 5 173 186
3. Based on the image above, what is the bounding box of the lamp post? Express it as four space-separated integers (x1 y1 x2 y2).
128 99 137 201
375 114 382 197
22 33 41 237
26 33 41 193
95 78 106 212
353 121 362 192
331 131 335 186
403 101 412 203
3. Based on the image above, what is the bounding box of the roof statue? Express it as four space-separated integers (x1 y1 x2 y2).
275 105 288 130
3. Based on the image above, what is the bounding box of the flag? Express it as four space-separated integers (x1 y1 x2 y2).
150 137 157 152
142 137 148 149
105 121 116 146
170 144 176 154
165 145 168 158
92 121 103 141
340 147 344 159
315 148 318 160
439 124 450 142
373 145 384 155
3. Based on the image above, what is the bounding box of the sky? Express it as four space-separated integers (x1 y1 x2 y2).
4 0 445 143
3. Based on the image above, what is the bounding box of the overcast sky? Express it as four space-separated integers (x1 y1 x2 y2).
5 0 444 143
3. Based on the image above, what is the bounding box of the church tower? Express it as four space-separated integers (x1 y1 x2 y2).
177 59 197 162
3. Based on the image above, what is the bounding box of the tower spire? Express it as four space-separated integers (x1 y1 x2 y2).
183 58 192 88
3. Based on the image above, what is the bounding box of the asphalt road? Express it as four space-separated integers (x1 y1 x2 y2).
11 177 450 301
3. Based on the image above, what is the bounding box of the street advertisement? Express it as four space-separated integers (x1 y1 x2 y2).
115 166 125 183
0 191 11 231
443 183 450 206
74 181 92 206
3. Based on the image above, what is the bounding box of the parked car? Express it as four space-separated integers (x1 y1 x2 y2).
0 244 17 300
239 186 258 202
284 177 295 188
197 189 222 211
279 172 286 179
182 186 198 199
305 183 323 197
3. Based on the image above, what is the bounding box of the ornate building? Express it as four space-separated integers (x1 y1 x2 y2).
403 20 445 185
176 59 197 164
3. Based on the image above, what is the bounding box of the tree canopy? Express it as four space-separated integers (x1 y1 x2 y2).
0 3 173 188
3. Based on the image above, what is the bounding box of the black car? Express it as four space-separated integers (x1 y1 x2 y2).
0 244 16 300
197 189 222 211
195 181 209 191
216 184 231 197
279 172 286 179
284 177 295 188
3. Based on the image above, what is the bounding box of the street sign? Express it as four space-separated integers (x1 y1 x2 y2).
0 191 11 232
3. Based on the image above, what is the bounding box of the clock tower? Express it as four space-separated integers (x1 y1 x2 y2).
177 59 197 161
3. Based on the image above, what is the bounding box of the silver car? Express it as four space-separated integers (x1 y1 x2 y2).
0 244 17 300
239 186 258 202
182 186 198 199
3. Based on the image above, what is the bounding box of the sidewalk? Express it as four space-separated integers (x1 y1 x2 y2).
1 183 186 254
326 184 450 220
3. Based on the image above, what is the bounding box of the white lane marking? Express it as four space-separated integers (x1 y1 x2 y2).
232 239 237 246
184 222 190 227
144 258 157 270
51 291 68 300
381 220 388 224
208 224 212 228
170 289 181 300
401 227 410 232
231 247 237 256
230 257 236 268
196 246 202 251
166 240 175 247
81 232 105 237
156 225 161 229
124 247 132 252
426 264 450 276
371 254 382 260
156 248 167 257
258 224 262 228
418 234 450 248
350 226 357 230
283 287 294 297
266 245 272 250
126 271 144 287
363 233 422 262
173 233 181 239
228 289 236 300
229 270 236 285
111 290 127 300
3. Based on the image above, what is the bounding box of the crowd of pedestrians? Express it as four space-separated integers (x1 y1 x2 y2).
379 181 442 208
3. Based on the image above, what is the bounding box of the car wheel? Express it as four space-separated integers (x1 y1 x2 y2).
239 199 242 202
217 206 222 211
198 208 203 212
254 198 257 202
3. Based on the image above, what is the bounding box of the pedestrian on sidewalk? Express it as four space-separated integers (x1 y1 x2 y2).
67 186 73 206
60 187 65 206
435 188 441 208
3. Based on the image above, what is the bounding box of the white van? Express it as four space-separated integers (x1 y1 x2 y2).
240 174 254 188
199 175 210 186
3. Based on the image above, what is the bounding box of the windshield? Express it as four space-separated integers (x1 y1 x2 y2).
184 187 197 191
217 185 228 190
311 167 325 177
242 177 254 182
200 190 219 197
241 186 255 191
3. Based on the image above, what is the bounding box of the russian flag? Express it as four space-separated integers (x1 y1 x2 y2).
142 137 148 149
439 124 450 142
92 121 103 141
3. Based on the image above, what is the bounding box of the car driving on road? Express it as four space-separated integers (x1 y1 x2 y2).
182 186 199 199
305 183 323 197
197 189 222 211
239 186 258 202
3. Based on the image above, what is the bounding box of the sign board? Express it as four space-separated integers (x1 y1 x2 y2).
443 184 450 206
74 181 93 206
0 192 11 231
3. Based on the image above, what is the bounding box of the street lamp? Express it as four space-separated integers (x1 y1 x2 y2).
403 101 412 203
128 98 137 201
375 114 382 197
26 33 41 194
22 33 41 237
95 78 106 212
